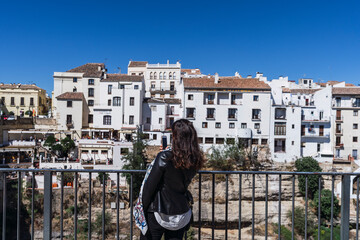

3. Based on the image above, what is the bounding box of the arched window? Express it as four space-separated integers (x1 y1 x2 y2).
173 72 176 79
113 97 121 106
150 72 153 80
159 72 163 80
103 115 111 125
169 72 172 79
163 72 167 80
154 72 157 79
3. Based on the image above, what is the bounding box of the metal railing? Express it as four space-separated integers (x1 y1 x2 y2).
0 169 359 240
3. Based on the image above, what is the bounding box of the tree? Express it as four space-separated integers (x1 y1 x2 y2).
312 189 340 221
287 206 315 237
295 157 322 199
57 172 75 186
206 142 246 171
44 136 75 158
122 129 148 199
60 137 75 157
97 172 110 186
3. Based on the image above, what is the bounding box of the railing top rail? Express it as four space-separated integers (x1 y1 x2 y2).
0 168 359 175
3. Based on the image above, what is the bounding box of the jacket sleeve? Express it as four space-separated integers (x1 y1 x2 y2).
142 151 167 212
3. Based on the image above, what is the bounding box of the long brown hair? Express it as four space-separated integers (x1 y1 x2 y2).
171 119 205 170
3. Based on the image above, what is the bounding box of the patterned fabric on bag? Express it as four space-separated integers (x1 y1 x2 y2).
134 160 155 235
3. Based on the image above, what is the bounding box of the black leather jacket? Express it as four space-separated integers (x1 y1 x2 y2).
142 149 196 215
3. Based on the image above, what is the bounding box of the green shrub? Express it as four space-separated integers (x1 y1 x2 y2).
206 142 246 170
312 189 340 221
313 226 340 240
295 157 322 199
287 206 315 237
93 211 112 236
272 224 292 240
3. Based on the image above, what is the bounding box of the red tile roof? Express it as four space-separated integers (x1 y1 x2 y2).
318 81 355 87
56 92 84 100
290 89 320 94
101 74 143 82
332 87 360 95
0 83 43 90
66 63 105 77
181 69 201 75
144 98 181 104
128 61 148 67
282 88 291 93
183 77 271 90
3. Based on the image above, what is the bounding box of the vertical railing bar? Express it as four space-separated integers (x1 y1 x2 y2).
239 174 242 240
17 171 21 240
102 173 105 240
43 171 52 240
357 177 359 240
292 175 295 240
2 173 6 240
74 172 78 240
88 172 92 240
212 173 215 240
130 174 134 240
252 174 255 240
305 176 308 240
225 174 229 240
340 175 350 240
198 173 202 240
60 172 64 240
318 176 321 240
331 175 334 240
116 173 119 240
278 174 281 240
265 174 268 240
31 171 35 240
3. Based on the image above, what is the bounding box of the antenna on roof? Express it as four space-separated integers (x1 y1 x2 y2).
117 67 121 74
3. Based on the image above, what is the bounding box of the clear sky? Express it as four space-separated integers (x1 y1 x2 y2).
1 0 359 94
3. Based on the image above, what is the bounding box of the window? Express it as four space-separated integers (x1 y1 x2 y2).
119 84 124 89
353 150 358 160
66 115 72 124
88 79 94 85
241 123 247 129
170 94 175 98
154 72 157 79
0 97 4 105
130 97 135 106
103 115 111 125
317 143 321 152
91 150 98 154
205 138 213 144
228 109 237 119
108 99 111 106
229 122 235 128
11 97 15 106
170 82 175 91
202 122 208 128
20 97 24 106
173 72 176 79
354 137 358 142
30 98 34 106
354 98 360 107
169 72 173 79
226 138 235 144
151 81 156 89
73 77 77 82
292 124 295 129
292 141 295 145
88 114 93 123
274 123 286 135
206 94 215 104
252 109 261 120
153 134 157 140
129 115 134 124
355 110 358 116
151 106 157 112
186 108 195 118
198 137 203 143
88 100 94 106
146 117 151 124
67 101 72 107
73 87 77 92
319 111 324 120
319 125 324 136
215 122 221 128
150 72 153 80
252 139 259 145
254 123 260 129
261 139 268 145
207 108 215 119
101 150 108 155
159 118 163 124
354 124 358 129
336 97 341 107
188 94 194 100
113 97 121 106
274 139 286 153
216 138 224 144
336 149 340 158
253 95 259 101
88 88 94 97
160 94 165 98
134 85 139 89
159 72 163 80
163 72 167 79
108 85 112 94
275 108 286 119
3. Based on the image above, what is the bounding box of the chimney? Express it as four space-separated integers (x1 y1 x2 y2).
235 72 240 77
214 73 219 84
167 60 169 65
104 73 107 79
247 75 252 78
98 65 102 71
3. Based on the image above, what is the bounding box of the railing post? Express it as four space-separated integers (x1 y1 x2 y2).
43 171 52 240
341 175 350 240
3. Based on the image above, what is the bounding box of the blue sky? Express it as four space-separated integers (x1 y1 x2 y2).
1 0 359 94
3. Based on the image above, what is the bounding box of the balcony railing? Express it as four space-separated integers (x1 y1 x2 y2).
0 169 359 239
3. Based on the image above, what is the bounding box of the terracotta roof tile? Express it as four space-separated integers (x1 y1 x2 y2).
144 98 181 104
101 74 143 82
66 63 105 78
128 61 148 67
318 81 355 87
56 92 84 100
332 87 360 95
181 69 201 75
0 84 43 90
282 88 291 93
290 89 320 94
183 77 270 90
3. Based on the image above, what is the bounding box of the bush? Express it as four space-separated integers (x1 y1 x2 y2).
206 142 245 170
313 226 340 240
295 157 322 199
272 224 292 240
287 206 315 237
312 189 340 221
93 211 112 237
57 172 74 186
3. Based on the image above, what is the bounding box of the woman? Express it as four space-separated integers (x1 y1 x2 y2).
140 119 205 240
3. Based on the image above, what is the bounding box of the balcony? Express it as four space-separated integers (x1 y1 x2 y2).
1 169 357 239
301 116 331 122
302 133 330 138
149 87 176 94
335 129 343 136
335 143 344 148
335 116 344 122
